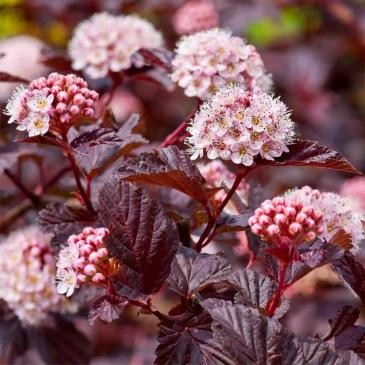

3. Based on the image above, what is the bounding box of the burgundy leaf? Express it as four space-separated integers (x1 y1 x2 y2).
15 135 69 150
38 203 96 251
332 252 365 305
29 316 91 365
98 177 179 295
258 139 362 175
155 307 229 365
334 325 365 353
88 295 127 325
132 47 173 72
167 246 231 298
226 269 290 320
39 48 73 73
321 306 360 341
302 339 339 364
215 212 252 234
118 146 218 204
0 72 29 83
202 300 303 365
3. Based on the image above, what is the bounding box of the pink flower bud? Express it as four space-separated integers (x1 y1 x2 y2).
84 264 97 276
275 205 285 213
68 235 78 245
80 244 93 256
69 105 80 115
73 257 86 270
267 224 280 236
68 84 79 94
77 273 87 283
251 224 262 235
92 273 106 284
284 206 296 218
258 214 271 226
57 91 68 102
83 227 95 235
80 88 90 97
84 98 94 107
83 108 94 117
73 93 85 106
89 90 98 100
313 210 323 221
274 213 287 225
86 234 96 245
295 212 307 224
51 85 61 94
262 203 274 215
254 208 263 216
305 231 316 241
302 206 314 216
88 251 100 264
97 248 108 258
272 197 284 206
56 102 67 113
248 216 258 226
305 218 315 228
316 225 325 235
60 113 71 123
289 222 302 236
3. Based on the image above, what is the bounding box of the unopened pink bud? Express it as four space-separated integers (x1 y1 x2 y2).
251 224 262 235
248 216 258 226
314 210 323 221
296 212 307 224
92 273 105 284
254 208 263 216
73 257 86 270
267 224 280 236
69 105 80 115
68 235 78 245
89 251 100 264
60 113 71 123
83 227 94 235
97 248 108 258
51 85 61 94
86 234 96 245
258 215 271 226
302 206 314 216
284 207 296 218
305 218 315 228
89 90 98 100
57 91 68 102
84 264 97 276
77 273 87 283
289 222 302 236
73 93 85 106
276 205 285 213
274 213 287 225
305 231 316 241
273 197 284 206
56 102 67 113
316 225 324 235
262 203 274 215
68 84 79 94
84 98 94 107
83 108 94 117
80 244 93 256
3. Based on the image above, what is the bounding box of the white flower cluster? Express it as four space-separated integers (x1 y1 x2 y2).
187 84 294 165
171 28 272 99
0 226 76 326
284 186 365 250
69 12 164 79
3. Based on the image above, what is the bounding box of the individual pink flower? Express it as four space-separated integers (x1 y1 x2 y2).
284 186 365 251
248 196 324 249
186 84 294 165
0 226 76 326
4 73 98 136
56 227 116 297
171 28 272 99
172 0 219 35
69 12 164 79
340 177 365 214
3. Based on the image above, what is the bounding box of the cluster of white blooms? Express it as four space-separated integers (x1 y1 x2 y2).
284 186 365 250
69 12 164 79
171 28 272 99
56 227 111 297
0 226 76 326
187 84 294 165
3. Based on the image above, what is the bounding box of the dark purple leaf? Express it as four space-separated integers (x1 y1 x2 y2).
155 307 229 365
132 47 173 72
15 135 69 150
202 299 303 365
38 203 96 251
334 326 365 353
118 146 218 204
167 245 231 298
335 351 365 365
321 306 360 341
331 252 365 305
0 72 29 83
98 177 179 295
29 316 91 365
88 295 127 325
258 139 362 175
39 48 73 73
226 269 290 320
301 339 338 364
0 307 27 364
215 212 252 234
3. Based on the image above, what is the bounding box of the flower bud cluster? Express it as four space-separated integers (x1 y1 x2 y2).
69 12 164 79
0 226 76 326
248 196 324 247
4 73 98 136
56 227 111 297
284 186 365 250
171 28 272 99
187 84 294 165
173 0 219 35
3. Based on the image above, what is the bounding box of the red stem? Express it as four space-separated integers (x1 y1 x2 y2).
267 262 287 317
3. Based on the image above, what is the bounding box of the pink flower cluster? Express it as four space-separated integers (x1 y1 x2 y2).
69 12 164 79
4 73 98 137
171 28 272 99
248 196 324 247
0 226 76 326
198 160 249 211
284 186 365 250
173 0 219 35
187 84 294 165
56 227 111 297
340 177 365 213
